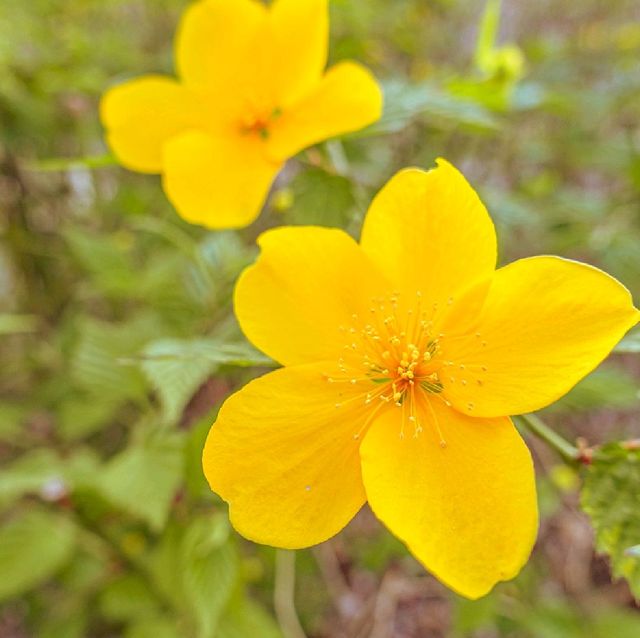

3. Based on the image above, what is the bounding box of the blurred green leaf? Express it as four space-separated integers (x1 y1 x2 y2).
58 392 121 440
581 442 640 597
452 593 498 636
125 617 181 638
0 508 76 602
355 80 499 138
71 316 155 403
0 447 100 508
151 514 238 637
0 402 27 441
184 411 218 500
0 313 38 335
39 612 88 638
282 167 356 227
99 573 160 622
65 227 136 298
545 367 639 413
180 515 238 638
217 592 283 638
98 431 184 531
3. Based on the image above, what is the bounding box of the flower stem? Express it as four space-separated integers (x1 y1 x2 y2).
274 549 307 638
514 413 581 464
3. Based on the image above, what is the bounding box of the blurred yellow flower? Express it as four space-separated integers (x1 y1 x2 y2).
203 159 639 599
100 0 382 229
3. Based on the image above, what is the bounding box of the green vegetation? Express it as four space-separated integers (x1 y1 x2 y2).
1 0 640 635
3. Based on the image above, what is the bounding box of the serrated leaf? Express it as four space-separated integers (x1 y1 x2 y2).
179 515 237 638
140 339 218 425
65 228 136 298
0 509 76 602
581 442 640 597
71 317 153 403
150 514 238 637
137 337 274 369
352 80 499 138
98 432 184 531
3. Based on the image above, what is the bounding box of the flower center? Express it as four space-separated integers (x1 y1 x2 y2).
239 107 282 140
325 291 447 443
325 291 490 445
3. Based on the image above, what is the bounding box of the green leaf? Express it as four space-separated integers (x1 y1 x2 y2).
179 515 238 638
0 508 76 602
99 574 160 622
39 612 88 638
58 393 121 441
0 447 100 508
71 317 153 403
184 411 219 500
0 402 28 442
137 337 274 369
151 514 238 637
581 442 640 596
98 432 184 531
65 228 136 298
354 80 499 138
139 338 219 425
125 617 181 638
217 592 283 638
282 167 356 227
544 367 638 413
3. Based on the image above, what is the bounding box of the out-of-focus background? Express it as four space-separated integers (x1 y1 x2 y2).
1 0 640 636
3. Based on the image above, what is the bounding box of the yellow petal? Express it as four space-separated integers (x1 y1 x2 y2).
360 400 538 599
266 62 383 160
161 130 282 229
234 226 388 366
359 160 496 311
176 0 267 91
440 256 640 417
203 363 367 548
101 76 202 173
267 0 328 108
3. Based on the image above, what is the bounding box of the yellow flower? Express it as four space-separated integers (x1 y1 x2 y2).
100 0 382 229
202 159 639 599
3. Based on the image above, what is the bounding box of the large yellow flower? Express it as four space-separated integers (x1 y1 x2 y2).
100 0 382 229
203 159 639 599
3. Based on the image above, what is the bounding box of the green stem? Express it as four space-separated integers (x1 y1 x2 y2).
514 413 580 464
274 550 307 638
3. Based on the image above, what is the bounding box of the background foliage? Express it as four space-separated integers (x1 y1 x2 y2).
1 0 640 636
